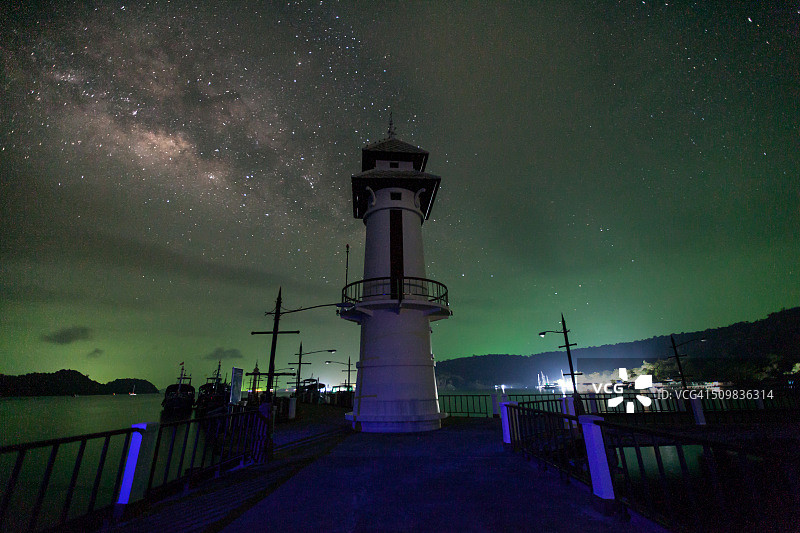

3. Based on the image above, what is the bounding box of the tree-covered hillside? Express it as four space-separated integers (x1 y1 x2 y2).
437 307 800 389
0 369 159 397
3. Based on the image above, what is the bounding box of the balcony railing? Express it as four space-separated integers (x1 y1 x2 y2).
342 276 449 306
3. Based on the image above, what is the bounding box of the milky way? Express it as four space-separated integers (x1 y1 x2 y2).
2 2 798 388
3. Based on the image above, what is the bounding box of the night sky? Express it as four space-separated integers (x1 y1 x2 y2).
2 2 798 390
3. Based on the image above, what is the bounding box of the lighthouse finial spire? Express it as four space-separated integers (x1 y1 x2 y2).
387 112 396 138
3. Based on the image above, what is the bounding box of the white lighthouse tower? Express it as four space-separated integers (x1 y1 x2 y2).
340 123 451 433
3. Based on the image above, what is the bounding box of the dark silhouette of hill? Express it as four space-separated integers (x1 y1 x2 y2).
437 307 800 389
0 369 159 397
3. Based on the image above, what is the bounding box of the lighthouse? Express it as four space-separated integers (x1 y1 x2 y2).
340 122 451 433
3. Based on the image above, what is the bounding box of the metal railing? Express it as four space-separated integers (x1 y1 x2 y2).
507 394 554 404
518 397 563 413
0 427 137 532
441 389 800 423
699 390 800 424
145 408 269 498
438 395 493 417
0 408 270 532
579 392 693 426
505 404 589 484
342 276 448 306
597 419 799 531
583 389 800 425
438 394 566 417
502 403 800 531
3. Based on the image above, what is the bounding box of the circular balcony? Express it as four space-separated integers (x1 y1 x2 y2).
341 277 450 316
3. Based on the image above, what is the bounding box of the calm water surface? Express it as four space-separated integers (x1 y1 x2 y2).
0 394 165 446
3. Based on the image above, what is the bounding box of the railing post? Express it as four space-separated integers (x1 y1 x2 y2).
500 401 517 444
674 390 687 412
561 396 577 428
114 422 159 521
586 392 599 414
491 393 500 418
652 392 666 412
689 397 706 425
252 404 275 462
561 395 576 415
579 415 621 515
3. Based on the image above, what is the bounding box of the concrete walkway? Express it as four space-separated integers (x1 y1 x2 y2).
114 409 666 532
222 417 664 532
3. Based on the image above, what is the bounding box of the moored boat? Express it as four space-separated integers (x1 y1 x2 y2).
195 360 230 416
162 364 195 411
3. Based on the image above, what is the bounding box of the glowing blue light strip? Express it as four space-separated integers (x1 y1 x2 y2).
116 423 146 505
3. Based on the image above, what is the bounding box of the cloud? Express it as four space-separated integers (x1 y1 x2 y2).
203 347 244 360
3 227 296 290
87 348 104 359
41 326 91 345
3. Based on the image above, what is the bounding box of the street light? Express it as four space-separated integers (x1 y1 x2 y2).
252 288 354 405
326 357 354 390
250 288 352 461
539 313 584 416
669 335 706 390
289 343 336 398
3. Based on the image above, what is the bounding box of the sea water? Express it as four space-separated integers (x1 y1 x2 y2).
0 394 165 446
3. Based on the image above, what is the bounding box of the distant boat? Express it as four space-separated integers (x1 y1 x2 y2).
195 360 230 416
129 385 137 396
162 365 195 411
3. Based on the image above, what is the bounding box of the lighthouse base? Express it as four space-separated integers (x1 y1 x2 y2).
345 411 447 433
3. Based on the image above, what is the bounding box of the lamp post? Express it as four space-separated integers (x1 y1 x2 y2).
255 291 353 402
539 313 584 416
326 357 354 389
669 335 706 390
250 289 351 460
289 343 336 398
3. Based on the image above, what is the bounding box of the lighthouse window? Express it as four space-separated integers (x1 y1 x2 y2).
390 192 402 201
389 161 399 168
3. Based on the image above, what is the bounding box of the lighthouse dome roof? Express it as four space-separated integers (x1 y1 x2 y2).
362 136 429 172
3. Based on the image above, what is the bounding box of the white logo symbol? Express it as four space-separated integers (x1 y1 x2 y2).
608 368 653 413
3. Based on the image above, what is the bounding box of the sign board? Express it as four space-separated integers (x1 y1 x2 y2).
230 367 244 405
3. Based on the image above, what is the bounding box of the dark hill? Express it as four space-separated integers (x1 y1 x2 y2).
0 370 159 397
437 307 800 389
104 378 160 395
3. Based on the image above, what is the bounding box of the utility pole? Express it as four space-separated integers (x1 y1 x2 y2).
251 288 300 401
288 343 336 398
559 314 584 416
295 342 304 394
539 313 584 416
669 334 705 390
670 335 688 390
266 288 282 399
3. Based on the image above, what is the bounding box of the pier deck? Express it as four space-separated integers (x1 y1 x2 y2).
112 405 665 532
